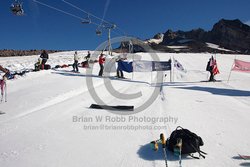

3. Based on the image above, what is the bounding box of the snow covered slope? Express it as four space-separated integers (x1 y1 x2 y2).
206 43 234 52
0 51 250 167
146 34 164 44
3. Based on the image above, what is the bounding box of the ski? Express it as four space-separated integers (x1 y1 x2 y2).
200 80 222 83
90 104 134 111
150 140 160 151
239 154 250 160
0 111 5 115
109 76 131 81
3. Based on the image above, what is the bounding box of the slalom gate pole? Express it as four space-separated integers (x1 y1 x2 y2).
4 80 7 102
132 54 134 80
172 56 174 82
151 71 152 85
227 55 236 83
0 79 4 102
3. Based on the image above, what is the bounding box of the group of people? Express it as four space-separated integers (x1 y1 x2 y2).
72 51 91 72
97 53 125 78
1 50 219 82
71 51 126 78
35 50 49 71
1 50 125 78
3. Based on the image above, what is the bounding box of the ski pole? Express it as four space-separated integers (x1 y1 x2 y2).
0 79 4 102
177 138 182 167
160 133 168 167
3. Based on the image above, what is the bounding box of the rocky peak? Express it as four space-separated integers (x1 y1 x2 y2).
208 19 250 53
212 19 250 32
153 33 163 39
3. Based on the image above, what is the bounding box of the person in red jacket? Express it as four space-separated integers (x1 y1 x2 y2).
98 53 105 76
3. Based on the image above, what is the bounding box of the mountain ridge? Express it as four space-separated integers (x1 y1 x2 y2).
148 19 250 54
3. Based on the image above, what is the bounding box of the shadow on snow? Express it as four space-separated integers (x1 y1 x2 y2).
177 86 250 97
137 143 194 162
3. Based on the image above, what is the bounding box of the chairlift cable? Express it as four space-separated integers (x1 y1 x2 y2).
62 0 113 27
33 0 100 27
33 0 82 20
62 0 127 35
99 0 110 28
62 0 107 34
33 0 127 36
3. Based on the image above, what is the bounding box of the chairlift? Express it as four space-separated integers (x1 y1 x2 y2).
96 29 102 36
111 24 116 29
103 23 116 30
10 0 24 16
81 14 91 24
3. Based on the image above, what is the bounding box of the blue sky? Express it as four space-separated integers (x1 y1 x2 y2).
1 0 250 50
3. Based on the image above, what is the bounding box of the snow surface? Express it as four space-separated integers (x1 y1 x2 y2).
206 43 234 52
167 46 188 52
0 51 250 167
146 34 164 44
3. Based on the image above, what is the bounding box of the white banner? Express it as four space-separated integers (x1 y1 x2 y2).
133 60 152 72
104 57 117 73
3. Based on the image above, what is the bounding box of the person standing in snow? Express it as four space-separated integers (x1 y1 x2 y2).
98 53 105 76
40 50 49 70
85 51 91 60
0 65 10 102
116 56 125 78
73 51 80 72
84 51 91 67
206 56 215 81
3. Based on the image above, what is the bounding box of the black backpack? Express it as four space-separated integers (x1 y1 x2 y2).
206 61 211 71
167 126 206 159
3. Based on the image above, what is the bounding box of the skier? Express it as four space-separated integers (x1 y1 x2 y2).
98 53 105 76
40 50 49 70
73 51 80 72
0 65 10 103
85 51 91 60
206 56 215 81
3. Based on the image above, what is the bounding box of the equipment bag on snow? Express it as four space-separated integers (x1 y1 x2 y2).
44 64 51 70
167 126 206 159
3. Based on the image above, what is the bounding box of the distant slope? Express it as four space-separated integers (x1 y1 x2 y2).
0 50 62 57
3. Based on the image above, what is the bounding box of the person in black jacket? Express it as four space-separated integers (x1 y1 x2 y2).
206 56 215 82
40 50 49 70
84 51 91 68
116 56 125 78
